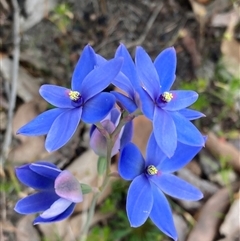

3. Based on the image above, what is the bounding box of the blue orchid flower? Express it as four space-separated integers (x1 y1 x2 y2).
89 108 133 157
14 162 83 224
110 44 142 113
135 46 205 157
119 134 204 240
17 45 123 152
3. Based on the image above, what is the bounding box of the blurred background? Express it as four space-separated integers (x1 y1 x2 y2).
0 0 239 241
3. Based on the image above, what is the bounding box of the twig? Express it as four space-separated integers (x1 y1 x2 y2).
1 0 20 163
126 3 163 48
187 182 240 241
205 132 240 174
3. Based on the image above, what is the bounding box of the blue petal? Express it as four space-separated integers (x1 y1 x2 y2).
29 163 61 179
153 107 177 158
137 87 155 120
14 191 59 214
149 184 178 241
135 46 161 100
178 108 206 120
171 112 205 146
89 124 96 138
15 164 55 189
112 73 134 97
111 91 137 113
162 91 198 111
158 142 204 173
17 108 66 136
45 108 82 152
81 93 115 124
80 58 123 102
109 108 120 124
150 173 203 201
127 174 153 227
96 54 106 66
71 45 97 91
119 143 145 181
115 44 140 93
146 132 166 167
33 203 75 224
120 121 133 149
154 47 176 92
39 85 74 108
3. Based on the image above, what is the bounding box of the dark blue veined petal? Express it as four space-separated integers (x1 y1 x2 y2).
115 44 140 94
154 47 176 92
81 93 115 124
171 112 205 147
135 47 161 100
80 58 123 102
39 85 74 108
120 120 133 149
71 45 97 91
162 90 198 111
150 173 203 201
45 108 82 152
14 191 59 214
158 142 204 173
33 203 75 224
146 132 167 167
15 164 55 189
119 143 145 181
149 184 178 241
178 108 206 120
137 87 155 120
127 174 153 227
40 198 73 219
17 108 66 136
111 91 138 113
153 107 177 158
29 163 61 180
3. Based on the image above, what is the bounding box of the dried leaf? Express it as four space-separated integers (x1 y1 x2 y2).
187 182 240 241
206 132 240 174
19 0 57 32
221 10 240 77
9 100 48 163
16 216 40 241
132 115 152 156
1 57 42 102
220 197 240 240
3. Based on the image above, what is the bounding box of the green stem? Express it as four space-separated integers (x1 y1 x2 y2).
80 133 113 241
80 193 98 241
80 108 141 240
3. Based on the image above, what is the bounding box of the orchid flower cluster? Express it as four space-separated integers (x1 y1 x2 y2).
14 44 205 241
